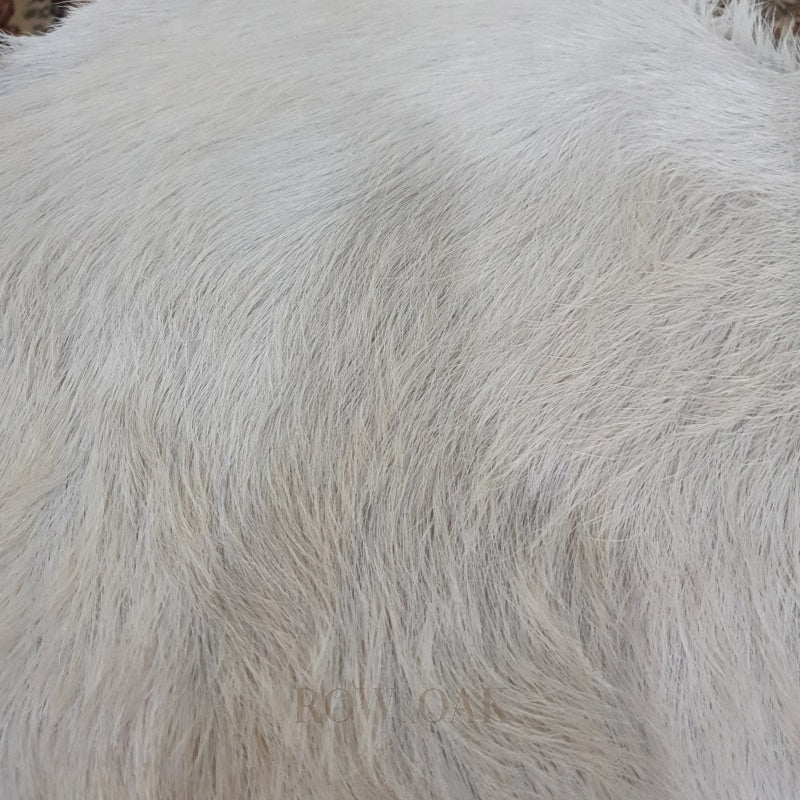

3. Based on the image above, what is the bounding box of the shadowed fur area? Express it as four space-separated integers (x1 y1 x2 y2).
717 0 800 38
2 1 800 798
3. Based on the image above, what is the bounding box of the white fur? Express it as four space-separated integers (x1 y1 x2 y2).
2 1 800 797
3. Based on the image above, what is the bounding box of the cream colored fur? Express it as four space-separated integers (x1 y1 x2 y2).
2 1 800 798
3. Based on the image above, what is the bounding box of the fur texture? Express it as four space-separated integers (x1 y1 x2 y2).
2 1 800 797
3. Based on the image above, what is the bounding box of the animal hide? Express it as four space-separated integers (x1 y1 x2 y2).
2 1 800 798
